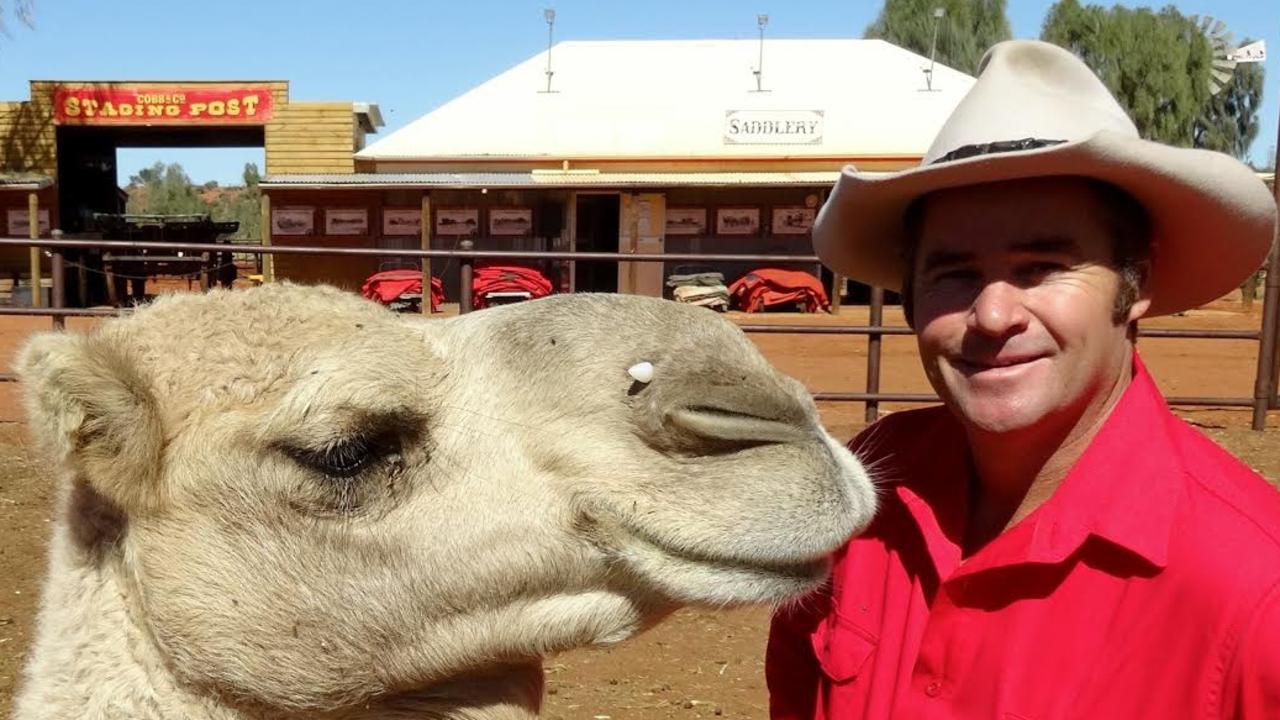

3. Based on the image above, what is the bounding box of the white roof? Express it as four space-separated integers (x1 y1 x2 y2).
358 39 974 162
262 170 846 189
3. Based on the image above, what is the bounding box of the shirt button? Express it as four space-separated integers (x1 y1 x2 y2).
925 681 942 698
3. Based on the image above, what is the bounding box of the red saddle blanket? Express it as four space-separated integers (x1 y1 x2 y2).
728 268 830 313
361 270 445 312
472 265 554 309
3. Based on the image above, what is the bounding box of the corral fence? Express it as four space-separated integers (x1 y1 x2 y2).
2 236 1279 431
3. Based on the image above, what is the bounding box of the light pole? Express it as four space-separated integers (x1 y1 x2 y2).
754 14 769 92
924 7 945 91
543 8 556 93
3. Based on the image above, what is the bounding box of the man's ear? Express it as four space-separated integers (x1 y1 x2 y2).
1127 296 1152 323
18 332 165 513
1127 260 1153 323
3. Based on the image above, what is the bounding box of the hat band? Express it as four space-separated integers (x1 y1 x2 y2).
932 137 1067 165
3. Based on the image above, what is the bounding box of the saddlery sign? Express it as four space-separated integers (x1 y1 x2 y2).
723 110 824 145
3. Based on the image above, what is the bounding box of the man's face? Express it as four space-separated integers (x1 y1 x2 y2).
910 178 1150 436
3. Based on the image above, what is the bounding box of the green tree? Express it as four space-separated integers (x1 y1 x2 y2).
213 162 262 242
865 0 1012 75
126 161 264 242
1040 0 1213 147
242 161 261 189
126 162 207 216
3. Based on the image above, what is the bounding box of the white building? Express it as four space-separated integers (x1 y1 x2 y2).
263 39 974 297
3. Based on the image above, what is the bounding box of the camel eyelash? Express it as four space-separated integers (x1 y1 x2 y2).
281 434 403 481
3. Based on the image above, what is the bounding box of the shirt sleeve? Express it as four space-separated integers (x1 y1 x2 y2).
766 591 828 720
1230 580 1280 718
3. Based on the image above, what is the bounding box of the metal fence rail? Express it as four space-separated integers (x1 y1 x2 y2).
2 236 1277 429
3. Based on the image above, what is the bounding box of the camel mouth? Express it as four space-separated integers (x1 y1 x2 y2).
613 523 832 604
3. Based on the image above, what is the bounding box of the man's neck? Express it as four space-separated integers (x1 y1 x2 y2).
961 348 1135 555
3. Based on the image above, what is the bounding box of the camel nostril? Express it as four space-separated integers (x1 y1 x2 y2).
667 406 809 445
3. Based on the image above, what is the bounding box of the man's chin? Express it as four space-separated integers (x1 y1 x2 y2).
945 395 1050 436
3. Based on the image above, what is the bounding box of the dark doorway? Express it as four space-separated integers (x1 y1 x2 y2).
56 125 264 233
574 194 619 293
54 125 266 306
56 128 123 233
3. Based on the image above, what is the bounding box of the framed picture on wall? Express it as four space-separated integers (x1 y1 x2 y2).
435 208 480 236
489 207 533 236
6 209 51 237
771 207 816 235
716 207 760 235
272 207 314 236
325 208 368 236
665 208 706 236
382 208 422 236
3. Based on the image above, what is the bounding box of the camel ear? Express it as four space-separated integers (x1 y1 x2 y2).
17 332 164 513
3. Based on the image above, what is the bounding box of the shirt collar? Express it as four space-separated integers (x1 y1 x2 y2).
1023 353 1184 569
892 352 1184 578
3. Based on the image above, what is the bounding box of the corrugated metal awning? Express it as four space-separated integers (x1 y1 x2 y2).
261 170 844 190
0 173 54 190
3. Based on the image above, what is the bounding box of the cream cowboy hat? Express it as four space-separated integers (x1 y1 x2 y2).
813 39 1277 316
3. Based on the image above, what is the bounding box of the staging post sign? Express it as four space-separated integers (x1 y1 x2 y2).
53 84 275 125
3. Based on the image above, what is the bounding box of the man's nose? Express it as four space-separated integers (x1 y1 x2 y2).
966 281 1029 337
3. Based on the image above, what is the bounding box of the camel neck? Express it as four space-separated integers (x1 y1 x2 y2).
12 497 544 720
11 513 240 719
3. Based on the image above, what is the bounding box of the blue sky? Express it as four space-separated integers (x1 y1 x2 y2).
0 0 1274 185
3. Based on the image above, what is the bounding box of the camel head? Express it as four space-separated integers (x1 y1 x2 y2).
17 284 874 716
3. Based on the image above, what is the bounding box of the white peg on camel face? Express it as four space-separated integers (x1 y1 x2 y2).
627 361 655 384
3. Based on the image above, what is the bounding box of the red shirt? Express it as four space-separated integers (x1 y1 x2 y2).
767 357 1280 719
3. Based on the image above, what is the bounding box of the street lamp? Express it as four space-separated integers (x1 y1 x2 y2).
543 8 556 93
924 6 945 91
754 14 769 92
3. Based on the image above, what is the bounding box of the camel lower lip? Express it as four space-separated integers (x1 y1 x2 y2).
622 526 828 581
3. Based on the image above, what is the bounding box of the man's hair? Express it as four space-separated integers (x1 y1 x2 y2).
899 178 1151 328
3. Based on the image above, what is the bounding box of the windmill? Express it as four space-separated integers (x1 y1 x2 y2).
1189 15 1239 96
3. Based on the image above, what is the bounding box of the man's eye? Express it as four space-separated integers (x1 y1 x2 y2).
930 269 980 284
1021 261 1067 278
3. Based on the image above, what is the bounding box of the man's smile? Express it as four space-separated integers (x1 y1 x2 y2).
949 353 1052 378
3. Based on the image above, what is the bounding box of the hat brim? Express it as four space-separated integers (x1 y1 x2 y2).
813 129 1277 317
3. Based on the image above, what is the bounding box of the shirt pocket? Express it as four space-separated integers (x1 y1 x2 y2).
809 612 878 684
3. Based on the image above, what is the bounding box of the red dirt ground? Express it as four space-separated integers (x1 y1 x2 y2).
1 293 1277 718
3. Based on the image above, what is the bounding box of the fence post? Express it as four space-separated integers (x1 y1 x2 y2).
28 192 42 308
1254 237 1280 429
50 232 66 331
1272 316 1280 410
1253 139 1280 427
260 193 274 283
421 194 432 315
865 286 884 424
199 251 212 292
459 239 474 314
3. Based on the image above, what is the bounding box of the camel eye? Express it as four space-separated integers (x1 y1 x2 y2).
289 436 394 479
